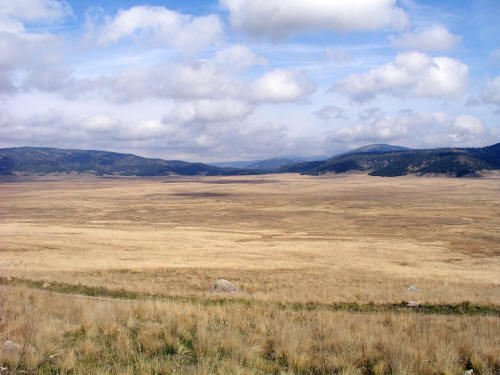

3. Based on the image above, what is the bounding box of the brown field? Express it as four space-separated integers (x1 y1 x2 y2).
1 174 499 374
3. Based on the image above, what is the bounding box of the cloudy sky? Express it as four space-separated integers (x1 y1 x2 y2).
1 0 499 161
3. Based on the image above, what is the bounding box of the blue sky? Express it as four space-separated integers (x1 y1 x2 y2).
1 0 499 161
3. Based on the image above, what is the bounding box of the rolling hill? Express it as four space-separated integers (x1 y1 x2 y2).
0 147 263 176
210 160 259 169
279 143 500 177
210 155 327 170
339 144 410 155
1 143 498 178
247 158 304 170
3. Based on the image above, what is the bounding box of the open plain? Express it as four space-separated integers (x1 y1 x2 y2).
1 174 499 374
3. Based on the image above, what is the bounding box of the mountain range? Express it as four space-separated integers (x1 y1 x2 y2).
0 147 261 177
0 143 499 177
210 155 327 170
279 143 500 177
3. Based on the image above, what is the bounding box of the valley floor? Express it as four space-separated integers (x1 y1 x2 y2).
0 174 499 374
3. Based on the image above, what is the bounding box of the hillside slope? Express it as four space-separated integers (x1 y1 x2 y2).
340 144 410 155
247 158 304 170
0 147 262 176
279 143 500 177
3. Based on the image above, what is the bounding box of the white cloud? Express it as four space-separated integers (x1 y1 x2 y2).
325 49 352 63
0 0 494 162
65 61 240 102
212 45 267 71
0 0 72 24
79 114 119 132
163 99 254 124
482 76 500 110
0 92 314 161
219 0 408 38
450 115 484 138
0 17 66 94
330 112 487 148
333 52 469 102
87 5 223 50
250 69 316 103
49 51 311 106
314 105 347 121
390 25 460 51
67 62 314 105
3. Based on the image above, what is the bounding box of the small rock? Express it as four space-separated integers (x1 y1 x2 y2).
209 279 239 294
406 301 420 307
3 340 21 352
407 285 420 292
43 282 51 288
464 370 473 375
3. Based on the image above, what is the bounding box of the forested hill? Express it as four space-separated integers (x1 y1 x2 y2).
0 147 262 176
1 144 498 177
279 143 500 177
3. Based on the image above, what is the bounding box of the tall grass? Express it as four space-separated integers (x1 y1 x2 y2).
1 287 499 375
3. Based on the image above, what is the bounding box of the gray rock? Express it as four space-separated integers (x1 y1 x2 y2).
209 279 239 294
406 301 420 307
464 370 474 375
3 340 21 352
407 285 420 292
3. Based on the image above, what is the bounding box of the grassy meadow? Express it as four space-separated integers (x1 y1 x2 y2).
0 174 499 374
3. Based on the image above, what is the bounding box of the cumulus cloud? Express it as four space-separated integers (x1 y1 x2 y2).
0 0 493 162
47 50 312 106
451 115 484 138
358 107 384 120
333 52 469 102
250 69 316 103
0 0 72 25
314 105 347 121
0 0 67 94
482 76 500 111
163 99 254 124
86 5 223 49
329 112 487 148
0 93 315 161
219 0 408 39
212 45 268 72
68 61 314 105
390 25 460 51
64 61 239 102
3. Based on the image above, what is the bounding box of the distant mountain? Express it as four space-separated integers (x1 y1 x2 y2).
210 155 326 169
210 160 259 169
279 143 500 177
340 144 410 155
247 158 305 170
2 143 498 178
0 147 262 176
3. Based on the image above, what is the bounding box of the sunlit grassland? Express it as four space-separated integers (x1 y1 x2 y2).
1 287 499 375
0 174 499 374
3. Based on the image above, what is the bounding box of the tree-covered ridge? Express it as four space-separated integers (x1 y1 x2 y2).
0 147 262 176
1 143 498 177
279 143 500 177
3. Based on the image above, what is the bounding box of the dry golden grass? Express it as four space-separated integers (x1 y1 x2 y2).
1 173 499 374
0 174 499 304
1 286 499 375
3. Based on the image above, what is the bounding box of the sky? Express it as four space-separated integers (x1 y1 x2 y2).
0 0 499 162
